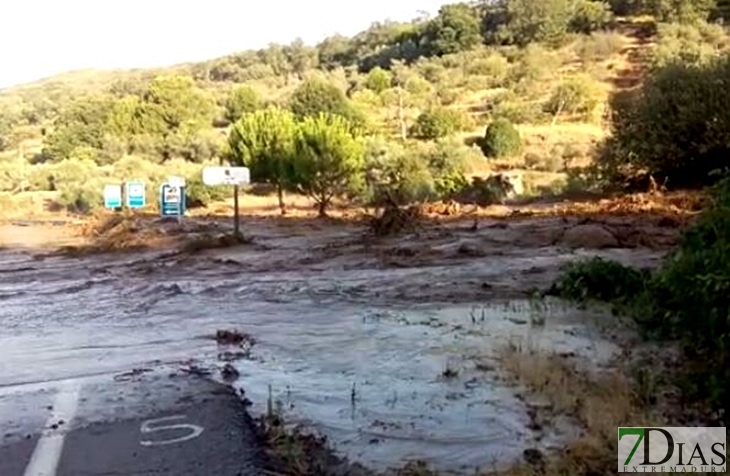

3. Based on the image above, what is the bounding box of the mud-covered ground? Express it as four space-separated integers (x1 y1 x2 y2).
0 195 697 474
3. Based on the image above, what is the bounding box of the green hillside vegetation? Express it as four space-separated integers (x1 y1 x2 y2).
0 0 729 215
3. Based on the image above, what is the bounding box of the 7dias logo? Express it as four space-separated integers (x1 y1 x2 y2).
618 427 727 472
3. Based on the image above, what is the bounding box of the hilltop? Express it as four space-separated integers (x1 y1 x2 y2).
0 0 728 217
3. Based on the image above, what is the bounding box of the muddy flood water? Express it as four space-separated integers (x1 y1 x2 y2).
0 216 671 474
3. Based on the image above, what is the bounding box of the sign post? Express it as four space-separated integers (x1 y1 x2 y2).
125 181 146 209
168 176 186 224
160 180 186 223
202 166 250 236
103 184 122 210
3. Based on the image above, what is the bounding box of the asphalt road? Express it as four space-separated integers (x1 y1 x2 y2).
0 370 266 476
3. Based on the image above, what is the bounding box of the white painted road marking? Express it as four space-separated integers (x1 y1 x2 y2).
23 382 81 476
139 415 204 447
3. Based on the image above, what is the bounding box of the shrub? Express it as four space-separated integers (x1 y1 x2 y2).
479 118 523 158
551 176 730 422
364 67 393 93
409 107 472 140
570 0 613 33
424 139 479 197
545 75 603 120
575 32 626 63
466 52 510 87
650 0 715 23
599 54 730 187
362 138 435 205
547 257 650 303
637 175 730 417
652 21 730 69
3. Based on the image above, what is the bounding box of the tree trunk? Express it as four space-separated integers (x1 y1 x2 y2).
398 88 407 141
277 184 287 215
317 199 328 218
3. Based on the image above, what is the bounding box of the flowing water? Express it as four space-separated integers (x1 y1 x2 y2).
0 241 650 474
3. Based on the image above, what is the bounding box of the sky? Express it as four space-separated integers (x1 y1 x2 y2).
0 0 450 89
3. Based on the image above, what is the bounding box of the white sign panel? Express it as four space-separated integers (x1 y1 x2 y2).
168 176 186 187
103 184 122 208
202 166 250 186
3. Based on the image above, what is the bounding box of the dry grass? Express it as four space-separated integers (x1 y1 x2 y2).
483 340 669 476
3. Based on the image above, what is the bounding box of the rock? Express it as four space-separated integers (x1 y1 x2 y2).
457 242 486 257
561 224 619 249
523 448 546 468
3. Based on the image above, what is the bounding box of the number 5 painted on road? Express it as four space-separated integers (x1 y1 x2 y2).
139 415 204 447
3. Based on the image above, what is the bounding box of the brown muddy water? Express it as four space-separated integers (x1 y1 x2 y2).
0 218 668 474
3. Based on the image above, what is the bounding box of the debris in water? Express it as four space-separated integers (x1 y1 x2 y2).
221 363 239 381
215 329 256 347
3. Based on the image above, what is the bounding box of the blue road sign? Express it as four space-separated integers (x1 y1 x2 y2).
125 181 146 208
160 183 186 217
103 184 122 209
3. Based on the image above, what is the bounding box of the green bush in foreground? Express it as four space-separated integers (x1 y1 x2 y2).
550 175 730 422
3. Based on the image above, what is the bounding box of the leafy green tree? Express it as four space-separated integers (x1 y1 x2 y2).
570 0 613 33
289 78 348 118
260 44 293 80
423 3 483 56
226 107 298 214
137 75 217 161
293 113 365 216
288 78 367 128
107 95 144 140
285 38 319 79
140 76 216 134
42 96 115 162
316 34 357 69
224 86 262 123
495 0 583 46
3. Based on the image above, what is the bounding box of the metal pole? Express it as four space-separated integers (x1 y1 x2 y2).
233 184 240 236
175 186 181 225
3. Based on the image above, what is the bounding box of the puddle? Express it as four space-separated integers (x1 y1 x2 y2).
0 246 628 474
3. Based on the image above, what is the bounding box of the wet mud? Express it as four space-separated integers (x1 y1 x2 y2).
0 211 680 473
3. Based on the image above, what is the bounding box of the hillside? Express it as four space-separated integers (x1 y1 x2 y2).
0 0 729 217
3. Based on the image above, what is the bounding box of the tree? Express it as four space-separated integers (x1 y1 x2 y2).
138 75 217 161
226 107 298 214
288 78 367 128
289 78 349 118
224 86 262 123
140 76 215 134
285 38 318 79
423 3 483 56
497 0 581 46
293 113 365 217
42 96 115 162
